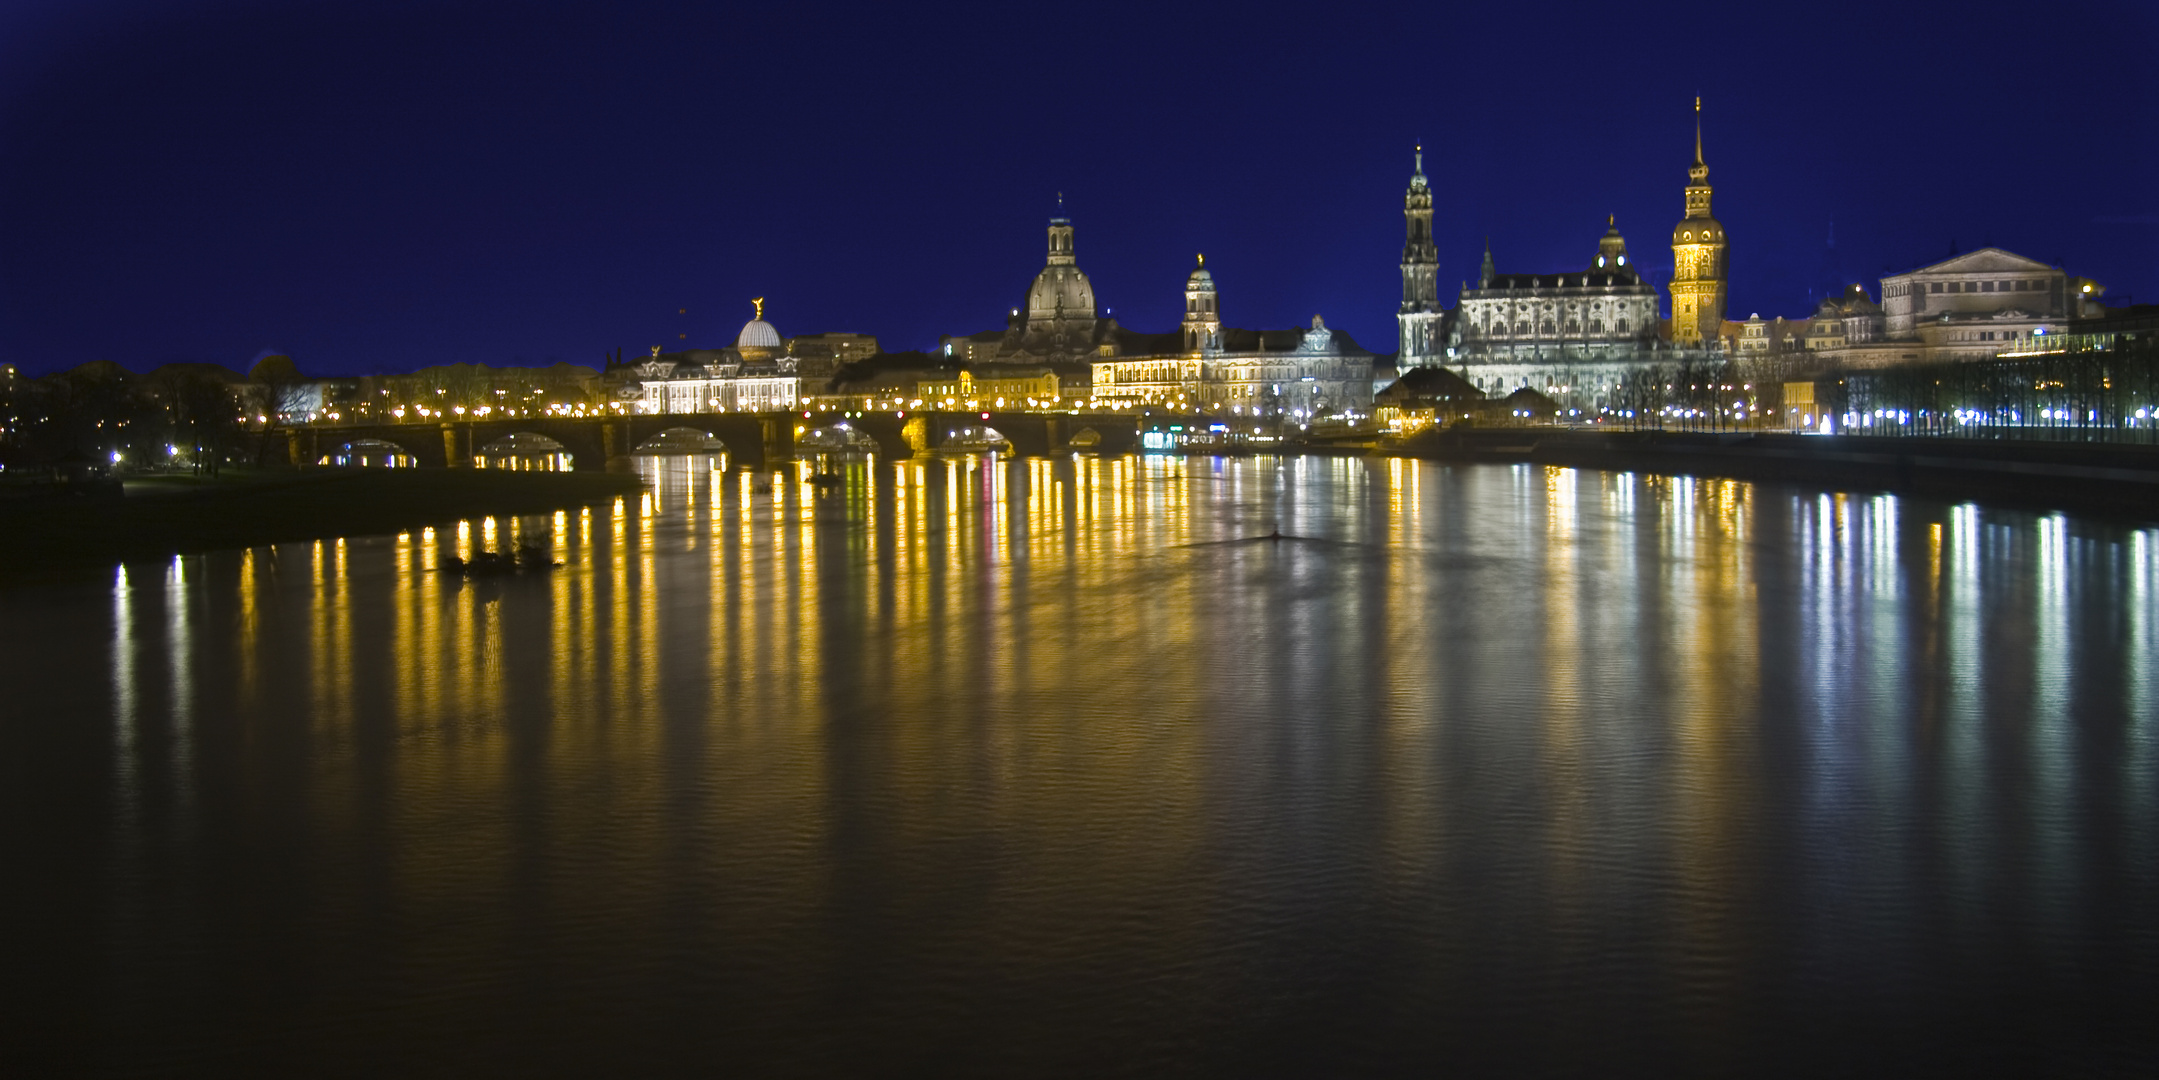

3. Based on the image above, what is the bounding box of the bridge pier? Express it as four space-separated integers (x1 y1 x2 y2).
901 415 936 458
1043 415 1066 455
286 428 318 466
440 423 470 467
601 420 623 466
761 415 795 467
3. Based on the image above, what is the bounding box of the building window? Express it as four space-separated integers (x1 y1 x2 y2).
1930 282 1942 293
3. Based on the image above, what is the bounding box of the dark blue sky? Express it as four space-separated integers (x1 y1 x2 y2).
3 0 2154 377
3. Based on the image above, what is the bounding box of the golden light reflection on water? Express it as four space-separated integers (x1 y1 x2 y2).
66 454 2159 1061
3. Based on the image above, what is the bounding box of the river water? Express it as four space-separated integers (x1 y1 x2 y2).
6 455 2157 1076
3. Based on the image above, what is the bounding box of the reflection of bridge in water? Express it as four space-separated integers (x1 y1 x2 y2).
294 411 1146 470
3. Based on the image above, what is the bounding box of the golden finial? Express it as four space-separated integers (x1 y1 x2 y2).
1608 213 1615 226
1695 95 1701 113
752 297 765 320
649 345 661 358
1197 253 1205 268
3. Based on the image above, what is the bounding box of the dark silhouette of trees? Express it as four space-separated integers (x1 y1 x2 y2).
4 362 250 474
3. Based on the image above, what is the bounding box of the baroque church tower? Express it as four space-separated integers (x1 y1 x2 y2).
1183 254 1222 354
1009 193 1102 359
1669 99 1729 348
1398 147 1444 366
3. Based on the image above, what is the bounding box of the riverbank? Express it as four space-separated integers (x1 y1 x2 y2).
0 467 646 587
1386 427 2159 520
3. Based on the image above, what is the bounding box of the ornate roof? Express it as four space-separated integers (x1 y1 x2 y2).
1026 264 1097 322
737 319 782 349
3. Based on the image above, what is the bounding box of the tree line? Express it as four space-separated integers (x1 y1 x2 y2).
0 361 268 476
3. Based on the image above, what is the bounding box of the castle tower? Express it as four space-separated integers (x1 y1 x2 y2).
1669 98 1729 348
1183 254 1221 354
1398 146 1444 367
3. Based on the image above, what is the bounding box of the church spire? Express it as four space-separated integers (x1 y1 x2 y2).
1683 98 1713 218
1396 144 1442 366
1694 96 1704 167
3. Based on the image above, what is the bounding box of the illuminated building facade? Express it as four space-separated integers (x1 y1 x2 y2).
1091 258 1375 417
915 368 1061 409
1445 222 1663 409
1784 250 2106 370
1668 98 1729 349
619 301 837 414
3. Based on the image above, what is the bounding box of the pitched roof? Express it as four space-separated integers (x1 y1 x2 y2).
1378 365 1483 403
1898 247 2054 276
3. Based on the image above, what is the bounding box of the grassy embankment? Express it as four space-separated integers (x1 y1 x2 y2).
0 467 645 587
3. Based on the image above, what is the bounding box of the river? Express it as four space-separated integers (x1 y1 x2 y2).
5 455 2156 1076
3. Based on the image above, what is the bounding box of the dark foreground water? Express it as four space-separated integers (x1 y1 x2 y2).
6 456 2157 1077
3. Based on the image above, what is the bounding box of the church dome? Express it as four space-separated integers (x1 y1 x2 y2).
1187 254 1215 291
1026 264 1097 321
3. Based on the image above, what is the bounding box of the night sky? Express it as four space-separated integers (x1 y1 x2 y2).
2 0 2154 377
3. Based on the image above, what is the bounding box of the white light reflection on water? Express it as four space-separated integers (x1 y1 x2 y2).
2131 529 2158 895
1944 502 1988 925
2033 513 2075 948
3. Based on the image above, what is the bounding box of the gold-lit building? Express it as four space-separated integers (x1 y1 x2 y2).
915 367 1061 409
1668 98 1729 348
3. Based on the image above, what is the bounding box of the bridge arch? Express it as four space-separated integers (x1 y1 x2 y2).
1067 426 1103 450
634 426 735 458
475 431 574 471
319 438 419 467
799 422 881 455
941 423 1014 454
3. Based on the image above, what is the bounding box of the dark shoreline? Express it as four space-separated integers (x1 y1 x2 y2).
1380 428 2159 522
0 468 646 588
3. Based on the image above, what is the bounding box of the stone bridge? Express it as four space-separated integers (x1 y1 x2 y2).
292 411 1144 470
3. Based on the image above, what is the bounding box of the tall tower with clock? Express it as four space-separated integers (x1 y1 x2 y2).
1668 99 1729 348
